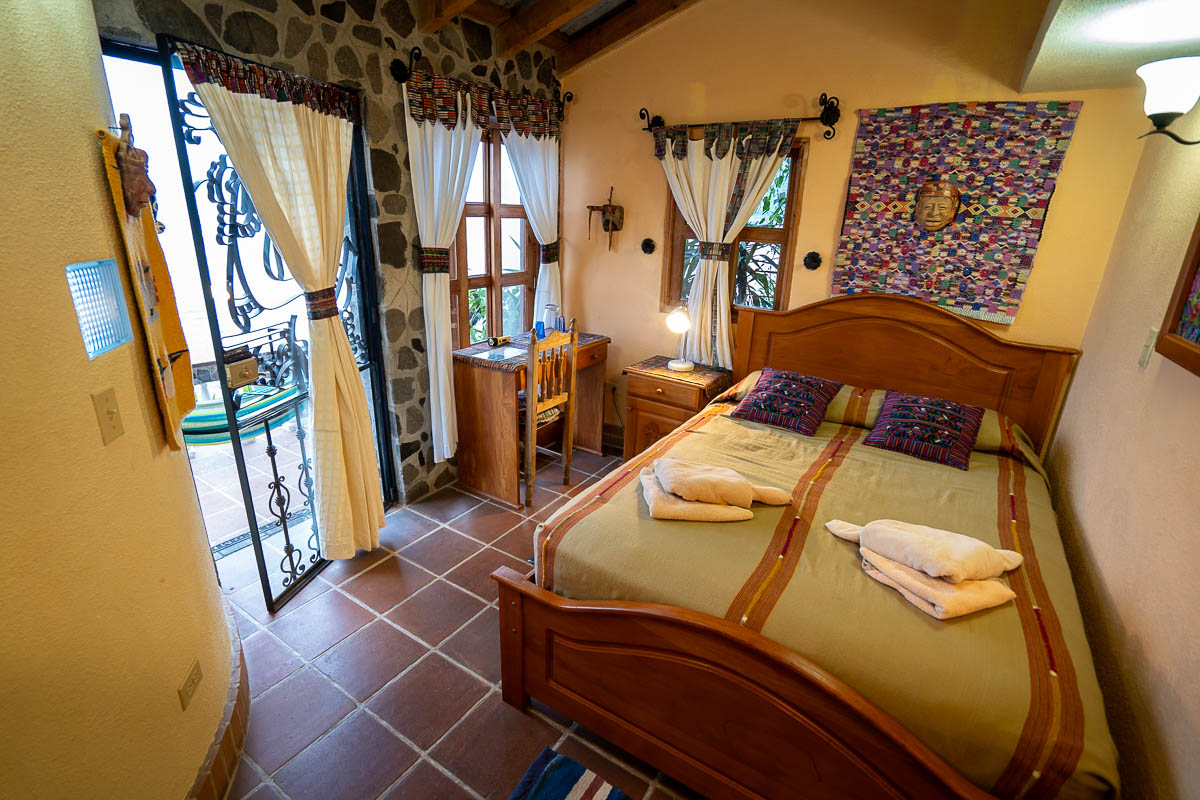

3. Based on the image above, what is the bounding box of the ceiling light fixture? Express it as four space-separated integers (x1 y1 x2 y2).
1136 56 1200 145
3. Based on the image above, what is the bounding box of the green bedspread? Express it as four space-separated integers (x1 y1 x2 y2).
536 404 1118 799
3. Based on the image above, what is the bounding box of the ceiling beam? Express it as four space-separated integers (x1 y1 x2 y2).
497 0 607 58
467 1 570 51
417 0 477 33
556 0 702 75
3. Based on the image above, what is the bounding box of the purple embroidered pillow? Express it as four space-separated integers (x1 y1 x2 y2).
864 391 985 470
730 368 843 436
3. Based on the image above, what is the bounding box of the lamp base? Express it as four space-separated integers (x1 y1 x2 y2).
667 358 694 372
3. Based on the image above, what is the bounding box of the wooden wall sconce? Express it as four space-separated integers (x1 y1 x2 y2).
587 186 623 250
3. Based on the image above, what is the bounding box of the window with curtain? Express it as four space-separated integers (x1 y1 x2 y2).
660 138 808 313
449 130 539 347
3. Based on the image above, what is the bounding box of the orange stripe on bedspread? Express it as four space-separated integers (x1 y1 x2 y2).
743 426 862 631
990 417 1085 799
536 403 724 589
724 425 861 628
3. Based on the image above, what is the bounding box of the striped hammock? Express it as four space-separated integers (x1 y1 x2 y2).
182 384 301 447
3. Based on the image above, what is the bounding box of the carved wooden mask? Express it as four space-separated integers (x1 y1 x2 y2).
116 113 156 218
913 179 960 231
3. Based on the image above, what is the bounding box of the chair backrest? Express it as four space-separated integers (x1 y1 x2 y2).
526 320 578 414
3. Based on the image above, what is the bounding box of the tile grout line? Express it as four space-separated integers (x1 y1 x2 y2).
225 464 626 799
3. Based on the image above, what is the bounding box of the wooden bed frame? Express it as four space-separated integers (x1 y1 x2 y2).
492 295 1080 799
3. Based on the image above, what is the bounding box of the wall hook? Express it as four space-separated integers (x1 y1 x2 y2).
389 46 423 83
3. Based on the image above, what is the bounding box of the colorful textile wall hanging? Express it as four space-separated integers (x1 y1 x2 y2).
97 119 195 449
832 101 1081 324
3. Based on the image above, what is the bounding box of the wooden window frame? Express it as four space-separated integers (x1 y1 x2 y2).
450 130 539 348
659 136 809 317
1154 210 1200 377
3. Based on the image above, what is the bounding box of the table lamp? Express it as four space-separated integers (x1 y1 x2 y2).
665 305 694 372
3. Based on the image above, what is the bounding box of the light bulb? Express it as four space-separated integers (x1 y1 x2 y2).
665 306 691 334
1137 57 1200 118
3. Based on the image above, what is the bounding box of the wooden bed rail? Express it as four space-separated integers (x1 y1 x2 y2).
493 566 994 800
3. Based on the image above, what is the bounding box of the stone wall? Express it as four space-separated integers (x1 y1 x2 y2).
92 0 559 501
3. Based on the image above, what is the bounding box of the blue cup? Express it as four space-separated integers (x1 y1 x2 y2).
535 321 545 338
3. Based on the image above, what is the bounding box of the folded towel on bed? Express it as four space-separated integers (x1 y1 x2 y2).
860 547 1016 620
639 469 753 522
652 458 790 508
826 519 1022 583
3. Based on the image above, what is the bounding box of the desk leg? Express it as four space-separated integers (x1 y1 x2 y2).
454 361 521 508
574 360 605 455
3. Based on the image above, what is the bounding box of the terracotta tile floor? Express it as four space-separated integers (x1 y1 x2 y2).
219 450 708 800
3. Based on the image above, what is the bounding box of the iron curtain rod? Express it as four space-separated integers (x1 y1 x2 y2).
638 94 842 140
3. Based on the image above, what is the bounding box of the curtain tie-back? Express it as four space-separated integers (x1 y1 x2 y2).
698 241 731 259
305 287 340 320
539 239 560 264
419 247 451 274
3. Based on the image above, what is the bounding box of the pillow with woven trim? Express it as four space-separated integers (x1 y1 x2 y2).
864 390 984 470
730 368 843 436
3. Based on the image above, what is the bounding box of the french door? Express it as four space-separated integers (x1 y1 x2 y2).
102 38 395 613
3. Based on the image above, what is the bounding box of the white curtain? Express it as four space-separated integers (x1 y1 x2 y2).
402 85 483 463
658 126 796 368
184 55 384 559
502 131 560 325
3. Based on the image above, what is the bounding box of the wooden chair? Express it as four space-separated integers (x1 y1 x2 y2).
522 320 578 505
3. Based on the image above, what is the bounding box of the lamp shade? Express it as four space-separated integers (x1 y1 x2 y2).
1136 56 1200 117
665 305 691 334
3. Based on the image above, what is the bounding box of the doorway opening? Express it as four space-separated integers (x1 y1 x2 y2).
102 40 396 613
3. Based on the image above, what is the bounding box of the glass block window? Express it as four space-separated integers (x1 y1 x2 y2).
65 258 133 359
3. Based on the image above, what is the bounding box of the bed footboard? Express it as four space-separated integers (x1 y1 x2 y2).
492 566 992 800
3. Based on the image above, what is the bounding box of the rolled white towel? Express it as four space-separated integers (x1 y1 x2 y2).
639 469 753 522
860 547 1016 620
826 519 1022 583
653 458 790 508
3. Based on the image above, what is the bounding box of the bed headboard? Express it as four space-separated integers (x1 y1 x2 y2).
732 295 1079 457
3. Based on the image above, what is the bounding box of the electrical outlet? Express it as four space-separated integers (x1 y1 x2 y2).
178 658 203 711
91 388 124 445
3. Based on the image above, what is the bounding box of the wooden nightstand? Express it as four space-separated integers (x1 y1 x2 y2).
622 356 732 460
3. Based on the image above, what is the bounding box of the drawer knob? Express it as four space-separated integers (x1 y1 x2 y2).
655 387 663 394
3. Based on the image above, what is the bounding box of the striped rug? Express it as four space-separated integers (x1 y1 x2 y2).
508 748 632 800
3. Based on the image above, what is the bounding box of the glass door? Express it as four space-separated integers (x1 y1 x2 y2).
101 39 395 614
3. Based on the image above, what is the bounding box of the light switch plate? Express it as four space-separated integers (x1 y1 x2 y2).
91 388 124 445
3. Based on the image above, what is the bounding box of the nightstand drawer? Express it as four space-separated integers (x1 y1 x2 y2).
624 397 694 459
627 373 704 409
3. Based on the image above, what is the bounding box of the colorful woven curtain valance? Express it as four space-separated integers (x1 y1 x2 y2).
651 118 800 161
176 42 360 122
832 101 1080 324
404 69 561 139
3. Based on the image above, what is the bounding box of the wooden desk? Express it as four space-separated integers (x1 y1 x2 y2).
452 332 610 508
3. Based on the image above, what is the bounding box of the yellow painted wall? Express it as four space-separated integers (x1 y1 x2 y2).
560 0 1147 386
1049 106 1200 798
0 2 231 797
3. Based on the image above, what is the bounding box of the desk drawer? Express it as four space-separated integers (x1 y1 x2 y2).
577 341 607 371
627 373 704 410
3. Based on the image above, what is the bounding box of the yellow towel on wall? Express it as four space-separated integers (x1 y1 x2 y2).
97 127 194 449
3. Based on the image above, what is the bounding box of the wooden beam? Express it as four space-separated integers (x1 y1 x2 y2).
556 0 702 75
498 0 607 58
464 0 509 25
418 0 476 33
